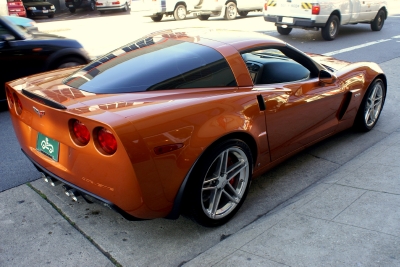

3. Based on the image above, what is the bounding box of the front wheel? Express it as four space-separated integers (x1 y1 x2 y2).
321 15 339 41
353 79 386 132
173 4 186 20
371 9 385 31
277 26 292 35
184 139 253 227
224 2 237 20
151 14 163 22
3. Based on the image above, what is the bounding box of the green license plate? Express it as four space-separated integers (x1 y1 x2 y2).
36 132 60 161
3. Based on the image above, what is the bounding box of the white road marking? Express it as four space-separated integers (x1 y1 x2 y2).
323 39 392 56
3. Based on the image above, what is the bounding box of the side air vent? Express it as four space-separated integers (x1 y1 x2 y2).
246 63 261 72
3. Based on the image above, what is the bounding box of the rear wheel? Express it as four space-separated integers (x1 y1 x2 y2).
173 4 187 20
151 14 163 22
53 57 86 69
371 9 385 31
224 2 237 20
321 15 339 41
277 26 292 35
69 7 76 13
353 79 386 131
184 139 252 227
238 11 248 17
198 15 210 21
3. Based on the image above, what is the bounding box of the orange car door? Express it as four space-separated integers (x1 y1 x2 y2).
257 77 346 161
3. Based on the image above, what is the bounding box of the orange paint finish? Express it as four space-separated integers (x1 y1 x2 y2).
6 29 387 221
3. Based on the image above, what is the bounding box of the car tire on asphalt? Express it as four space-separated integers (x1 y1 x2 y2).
173 4 187 20
371 9 385 31
321 15 339 41
151 14 163 22
48 15 54 18
53 57 86 69
99 10 105 14
69 7 76 13
277 26 292 35
198 15 210 21
184 139 252 227
224 2 237 20
353 78 386 132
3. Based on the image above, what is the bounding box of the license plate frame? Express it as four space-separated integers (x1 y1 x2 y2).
282 17 294 24
36 132 60 162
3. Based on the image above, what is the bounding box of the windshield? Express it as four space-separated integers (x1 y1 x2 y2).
0 16 31 39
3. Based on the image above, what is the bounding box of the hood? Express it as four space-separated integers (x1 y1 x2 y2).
307 53 351 71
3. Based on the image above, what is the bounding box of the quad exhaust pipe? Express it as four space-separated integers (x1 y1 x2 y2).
41 173 81 202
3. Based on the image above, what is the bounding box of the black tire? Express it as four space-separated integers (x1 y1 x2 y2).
224 2 237 20
184 139 253 227
48 15 54 18
69 7 76 13
238 11 248 17
371 9 385 31
89 0 95 11
52 57 86 69
173 4 186 20
151 14 163 22
353 79 386 132
198 15 210 21
321 15 339 41
277 26 292 35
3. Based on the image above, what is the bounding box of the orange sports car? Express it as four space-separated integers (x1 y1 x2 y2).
6 28 386 227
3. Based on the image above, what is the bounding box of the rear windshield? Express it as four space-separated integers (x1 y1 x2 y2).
63 37 237 93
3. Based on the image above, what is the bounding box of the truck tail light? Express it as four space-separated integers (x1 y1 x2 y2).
312 4 320 15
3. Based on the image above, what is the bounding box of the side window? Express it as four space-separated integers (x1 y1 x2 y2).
242 48 311 84
0 24 12 36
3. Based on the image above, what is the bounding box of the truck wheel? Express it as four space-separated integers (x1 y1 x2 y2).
151 14 163 22
238 11 248 17
321 15 339 41
198 15 210 21
277 26 292 35
69 7 76 13
224 2 237 20
371 9 385 31
174 4 187 20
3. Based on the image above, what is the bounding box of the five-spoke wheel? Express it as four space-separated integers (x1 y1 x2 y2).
185 139 252 227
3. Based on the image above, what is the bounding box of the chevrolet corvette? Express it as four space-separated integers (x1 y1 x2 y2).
6 28 386 227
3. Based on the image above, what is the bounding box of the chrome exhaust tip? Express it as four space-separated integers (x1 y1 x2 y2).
66 189 80 201
49 178 61 187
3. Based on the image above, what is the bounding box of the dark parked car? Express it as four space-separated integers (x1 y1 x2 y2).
65 0 96 13
0 16 91 110
22 0 56 18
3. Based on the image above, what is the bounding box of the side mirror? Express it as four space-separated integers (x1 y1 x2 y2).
319 69 336 84
0 34 16 42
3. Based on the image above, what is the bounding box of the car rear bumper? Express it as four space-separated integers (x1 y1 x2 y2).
27 10 55 16
96 4 126 11
264 15 326 28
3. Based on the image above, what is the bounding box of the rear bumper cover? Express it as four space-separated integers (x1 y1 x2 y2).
22 149 144 221
264 15 326 28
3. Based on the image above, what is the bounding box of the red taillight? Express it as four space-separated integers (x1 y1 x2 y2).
112 1 120 4
97 128 117 155
6 89 14 104
312 4 320 15
96 2 103 5
264 2 268 11
72 120 90 145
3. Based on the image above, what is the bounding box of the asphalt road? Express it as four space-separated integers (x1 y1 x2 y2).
1 8 400 266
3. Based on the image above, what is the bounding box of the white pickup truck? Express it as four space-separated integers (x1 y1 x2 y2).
194 0 264 20
263 0 388 40
144 0 202 21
